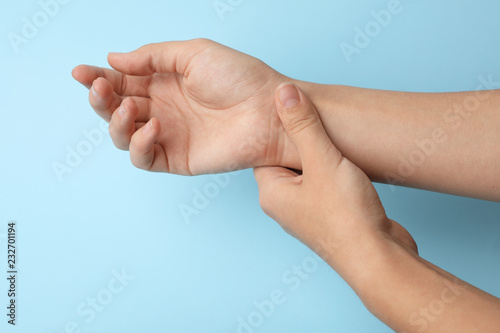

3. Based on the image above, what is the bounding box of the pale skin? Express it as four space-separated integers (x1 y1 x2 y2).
72 38 500 332
256 83 500 332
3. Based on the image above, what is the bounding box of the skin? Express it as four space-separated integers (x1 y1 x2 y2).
72 38 289 175
299 83 500 201
72 38 500 200
72 38 500 332
255 83 500 332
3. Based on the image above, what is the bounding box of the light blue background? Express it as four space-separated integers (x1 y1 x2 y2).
1 0 499 332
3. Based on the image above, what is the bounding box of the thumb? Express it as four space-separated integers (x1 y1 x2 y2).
253 166 299 219
276 83 343 173
107 39 210 76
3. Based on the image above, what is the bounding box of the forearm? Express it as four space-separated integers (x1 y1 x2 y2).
325 233 500 333
293 81 500 201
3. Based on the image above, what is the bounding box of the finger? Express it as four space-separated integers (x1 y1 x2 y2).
253 166 299 187
72 65 150 97
253 166 299 218
109 98 140 151
275 83 344 174
90 78 152 123
89 78 122 122
107 38 212 76
129 118 168 172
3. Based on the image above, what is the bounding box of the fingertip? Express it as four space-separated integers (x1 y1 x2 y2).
274 82 343 172
120 97 137 115
107 52 123 64
109 98 138 151
107 51 134 74
114 98 137 124
150 117 161 133
72 65 90 87
276 82 301 110
142 117 161 136
89 77 120 122
71 65 80 80
91 77 111 97
140 118 160 142
107 42 176 75
90 79 100 98
130 118 160 170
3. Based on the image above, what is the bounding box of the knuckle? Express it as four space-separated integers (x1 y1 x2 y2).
285 111 318 136
122 97 134 111
139 42 158 51
191 38 212 46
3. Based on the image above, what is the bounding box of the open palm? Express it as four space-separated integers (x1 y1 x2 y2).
72 39 297 175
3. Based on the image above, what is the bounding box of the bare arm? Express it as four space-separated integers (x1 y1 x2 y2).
292 82 500 201
255 83 500 333
339 233 500 333
72 39 500 200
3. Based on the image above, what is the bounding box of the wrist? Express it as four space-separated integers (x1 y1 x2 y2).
320 229 398 289
350 233 420 299
294 80 343 125
272 79 341 170
317 225 419 301
265 75 302 169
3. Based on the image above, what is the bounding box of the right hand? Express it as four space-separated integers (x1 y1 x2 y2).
72 38 300 175
254 83 418 263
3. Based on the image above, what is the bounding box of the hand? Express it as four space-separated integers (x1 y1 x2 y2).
254 83 418 269
72 38 300 175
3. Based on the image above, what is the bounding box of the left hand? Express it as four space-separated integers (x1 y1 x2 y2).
72 39 299 175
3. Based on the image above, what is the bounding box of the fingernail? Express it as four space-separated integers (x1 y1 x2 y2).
142 120 153 135
109 52 124 56
91 85 99 97
118 105 127 116
278 84 300 108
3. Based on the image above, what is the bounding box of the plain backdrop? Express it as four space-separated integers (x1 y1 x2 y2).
1 0 499 332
